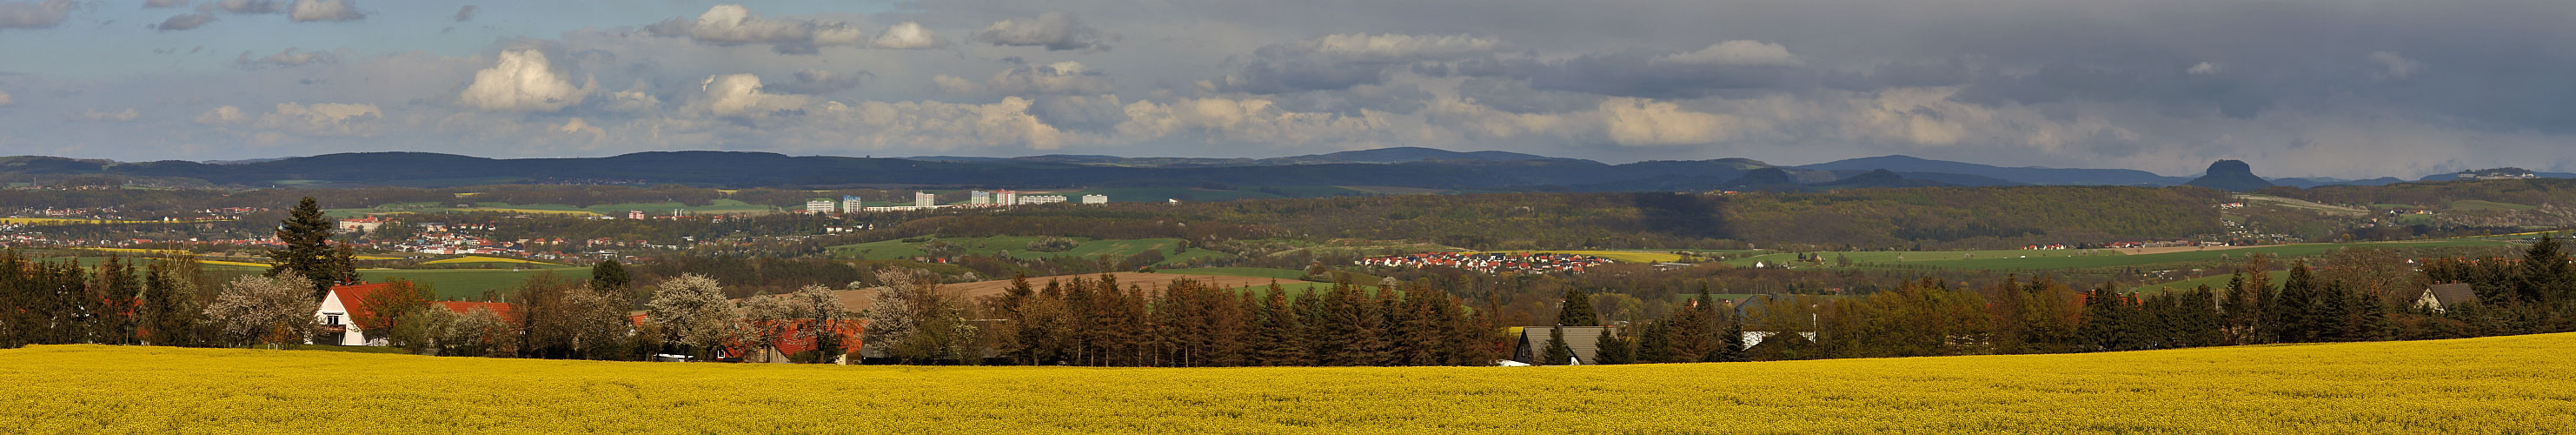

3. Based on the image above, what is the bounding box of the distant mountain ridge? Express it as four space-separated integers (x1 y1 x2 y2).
1796 155 2188 186
0 148 2487 192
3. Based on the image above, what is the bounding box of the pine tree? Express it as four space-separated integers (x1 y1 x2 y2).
1250 284 1310 365
1556 288 1598 326
1593 327 1632 365
265 197 342 296
1539 326 1574 365
589 260 631 304
1634 321 1672 363
2520 235 2574 304
2272 262 2319 343
1714 318 1749 362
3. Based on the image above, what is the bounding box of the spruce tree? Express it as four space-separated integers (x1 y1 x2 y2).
1714 318 1749 362
2272 262 2319 343
589 260 631 303
1635 321 1672 363
1557 288 1598 326
1593 327 1631 365
266 197 342 296
1540 326 1574 365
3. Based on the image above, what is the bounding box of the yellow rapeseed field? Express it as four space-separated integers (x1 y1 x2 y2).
3 334 2572 433
422 256 561 265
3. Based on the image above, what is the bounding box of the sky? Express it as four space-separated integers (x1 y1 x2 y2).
1 0 2573 178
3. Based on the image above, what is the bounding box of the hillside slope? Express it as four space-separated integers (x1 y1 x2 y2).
3 334 2570 432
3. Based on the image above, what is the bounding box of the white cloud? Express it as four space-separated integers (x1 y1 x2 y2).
458 50 592 112
194 105 248 124
830 97 1069 150
257 102 380 136
0 0 76 30
0 88 12 106
211 0 280 14
2367 51 2421 79
1115 97 1398 146
645 4 863 55
1271 33 1505 64
697 73 811 117
153 12 216 30
604 85 661 113
2188 62 2222 75
871 21 945 50
974 12 1109 52
1656 40 1802 66
145 0 189 8
234 47 338 68
935 62 1112 96
1596 97 1744 145
76 108 143 123
287 0 362 22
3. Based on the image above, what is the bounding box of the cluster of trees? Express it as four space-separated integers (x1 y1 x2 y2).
978 275 1506 366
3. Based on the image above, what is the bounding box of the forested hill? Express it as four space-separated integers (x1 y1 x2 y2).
2 152 1794 190
860 187 2232 251
0 150 2307 191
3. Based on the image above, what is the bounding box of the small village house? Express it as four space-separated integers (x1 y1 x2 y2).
1510 326 1605 365
2413 283 2479 313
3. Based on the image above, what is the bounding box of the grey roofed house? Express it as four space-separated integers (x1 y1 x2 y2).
2413 283 2480 313
1512 326 1605 365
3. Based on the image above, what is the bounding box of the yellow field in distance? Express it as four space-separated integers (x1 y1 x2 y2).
422 255 561 265
0 218 163 225
196 259 269 267
78 248 196 256
8 332 2565 432
461 208 601 216
1464 250 1684 263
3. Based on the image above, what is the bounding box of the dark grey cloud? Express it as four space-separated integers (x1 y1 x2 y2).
145 0 189 8
454 4 474 22
233 47 339 68
0 0 75 30
763 69 868 95
152 11 215 30
973 12 1109 51
209 0 280 14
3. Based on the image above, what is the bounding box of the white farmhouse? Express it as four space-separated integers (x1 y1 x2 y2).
314 282 398 346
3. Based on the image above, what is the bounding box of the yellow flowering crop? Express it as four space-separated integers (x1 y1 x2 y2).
3 333 2573 433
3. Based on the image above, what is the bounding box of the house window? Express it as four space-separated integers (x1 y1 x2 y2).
326 314 341 325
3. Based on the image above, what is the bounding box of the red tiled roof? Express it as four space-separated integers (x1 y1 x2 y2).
328 283 397 324
438 301 521 323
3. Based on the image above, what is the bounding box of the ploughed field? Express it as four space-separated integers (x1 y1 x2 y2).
4 334 2571 432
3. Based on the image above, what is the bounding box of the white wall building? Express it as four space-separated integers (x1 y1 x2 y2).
313 283 396 346
1080 194 1109 204
1018 195 1069 204
914 191 937 207
997 190 1018 206
842 196 864 213
969 191 992 205
805 198 837 213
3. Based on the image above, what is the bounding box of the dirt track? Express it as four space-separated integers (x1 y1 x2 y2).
827 272 1298 311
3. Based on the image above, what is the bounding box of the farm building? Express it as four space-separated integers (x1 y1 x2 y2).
2413 283 2479 313
315 282 400 346
1510 326 1605 365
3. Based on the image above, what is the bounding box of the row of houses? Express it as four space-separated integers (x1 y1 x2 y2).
1356 251 1615 273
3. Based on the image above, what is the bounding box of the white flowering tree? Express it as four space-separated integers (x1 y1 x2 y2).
647 274 738 359
203 271 322 348
791 284 853 363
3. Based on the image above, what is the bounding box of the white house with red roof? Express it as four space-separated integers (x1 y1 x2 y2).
315 282 398 346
